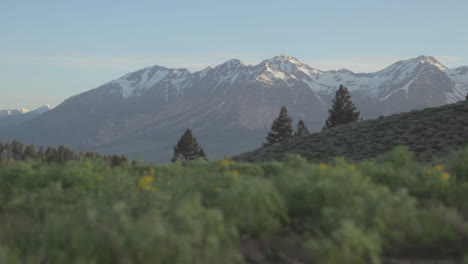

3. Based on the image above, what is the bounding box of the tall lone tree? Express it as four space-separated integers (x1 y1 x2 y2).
171 128 207 163
294 120 310 137
264 105 293 146
323 85 360 130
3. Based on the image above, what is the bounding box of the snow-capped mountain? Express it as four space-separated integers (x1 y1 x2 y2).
0 105 52 128
0 108 29 117
88 54 465 118
1 55 466 162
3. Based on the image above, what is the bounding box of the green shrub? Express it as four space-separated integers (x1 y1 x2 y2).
448 146 468 182
217 178 287 236
306 221 382 264
0 147 467 262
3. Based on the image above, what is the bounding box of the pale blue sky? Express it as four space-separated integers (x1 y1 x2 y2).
1 0 467 109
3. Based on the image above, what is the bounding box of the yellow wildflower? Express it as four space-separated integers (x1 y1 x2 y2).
434 165 443 171
149 168 156 174
319 163 327 169
349 164 356 169
441 173 450 181
220 159 235 167
213 186 221 192
84 162 92 168
230 169 239 176
139 176 155 191
97 175 104 181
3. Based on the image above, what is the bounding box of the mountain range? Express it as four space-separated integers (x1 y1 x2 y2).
1 55 467 162
0 105 52 129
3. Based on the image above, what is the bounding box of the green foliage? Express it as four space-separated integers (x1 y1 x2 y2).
358 148 452 206
0 140 128 166
448 146 468 182
217 178 287 236
323 84 360 130
264 105 293 146
0 147 468 263
307 221 382 264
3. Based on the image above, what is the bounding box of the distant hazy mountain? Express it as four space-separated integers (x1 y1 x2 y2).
0 105 52 128
0 108 29 117
1 55 466 163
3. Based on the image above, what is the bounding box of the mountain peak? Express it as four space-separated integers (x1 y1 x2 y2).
261 54 319 75
216 59 245 70
414 55 447 70
265 53 302 65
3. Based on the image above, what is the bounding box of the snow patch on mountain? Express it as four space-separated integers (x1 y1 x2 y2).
0 105 52 118
113 66 172 98
445 66 468 103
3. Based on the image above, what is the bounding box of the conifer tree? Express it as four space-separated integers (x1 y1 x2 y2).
10 140 24 160
294 120 310 137
323 85 360 130
23 144 36 160
171 129 207 163
264 105 293 146
37 145 45 160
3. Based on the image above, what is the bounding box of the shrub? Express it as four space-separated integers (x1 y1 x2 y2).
306 221 382 264
217 178 287 236
0 147 468 262
448 146 468 182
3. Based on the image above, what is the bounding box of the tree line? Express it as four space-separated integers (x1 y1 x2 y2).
171 84 360 162
0 140 128 166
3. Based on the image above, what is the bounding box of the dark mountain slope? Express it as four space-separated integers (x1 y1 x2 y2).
235 101 468 162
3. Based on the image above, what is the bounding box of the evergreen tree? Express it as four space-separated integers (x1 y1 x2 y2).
110 154 128 167
37 146 45 160
23 144 36 160
171 129 207 163
294 120 310 137
10 140 24 160
323 85 360 130
264 105 293 146
44 147 57 162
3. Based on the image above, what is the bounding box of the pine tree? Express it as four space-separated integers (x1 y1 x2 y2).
23 144 36 160
10 140 24 160
323 85 360 130
171 129 207 163
264 105 293 146
294 120 310 137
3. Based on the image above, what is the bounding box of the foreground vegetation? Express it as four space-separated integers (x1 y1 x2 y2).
0 146 468 263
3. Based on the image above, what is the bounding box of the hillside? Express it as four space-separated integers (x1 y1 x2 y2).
235 100 468 163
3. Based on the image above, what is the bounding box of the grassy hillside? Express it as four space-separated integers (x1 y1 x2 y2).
1 147 468 263
235 101 468 163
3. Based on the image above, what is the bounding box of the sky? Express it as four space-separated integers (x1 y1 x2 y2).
1 0 468 109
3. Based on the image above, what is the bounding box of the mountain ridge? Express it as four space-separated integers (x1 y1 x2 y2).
0 105 52 128
86 54 466 107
